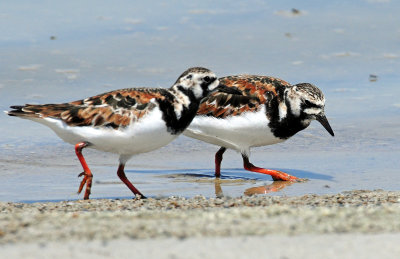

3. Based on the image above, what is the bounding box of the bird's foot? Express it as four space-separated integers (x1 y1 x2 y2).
77 171 93 200
133 194 147 199
271 171 307 182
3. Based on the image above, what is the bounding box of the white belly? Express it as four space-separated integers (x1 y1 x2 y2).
184 106 284 153
32 108 176 156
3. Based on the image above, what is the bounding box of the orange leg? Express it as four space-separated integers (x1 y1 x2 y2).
215 147 226 178
117 163 146 198
242 155 299 181
75 142 93 200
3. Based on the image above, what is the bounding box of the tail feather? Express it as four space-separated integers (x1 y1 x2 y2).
7 104 70 119
10 105 26 110
7 105 36 117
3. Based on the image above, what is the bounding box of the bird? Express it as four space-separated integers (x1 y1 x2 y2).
184 74 334 181
6 67 219 199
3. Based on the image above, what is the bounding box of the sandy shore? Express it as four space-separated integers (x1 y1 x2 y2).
1 190 400 258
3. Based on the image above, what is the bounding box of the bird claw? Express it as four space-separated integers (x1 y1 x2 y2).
77 171 92 198
134 194 147 199
272 172 308 182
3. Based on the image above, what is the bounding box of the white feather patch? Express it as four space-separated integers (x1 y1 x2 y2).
32 107 177 156
184 106 285 152
278 102 287 121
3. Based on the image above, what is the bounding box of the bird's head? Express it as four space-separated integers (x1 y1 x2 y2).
174 67 219 100
286 83 334 136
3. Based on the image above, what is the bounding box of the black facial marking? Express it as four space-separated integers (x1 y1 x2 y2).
303 100 321 109
200 81 209 94
176 85 192 97
266 88 309 139
156 88 199 135
200 77 216 94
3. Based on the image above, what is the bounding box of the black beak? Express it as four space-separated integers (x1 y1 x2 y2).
316 114 334 137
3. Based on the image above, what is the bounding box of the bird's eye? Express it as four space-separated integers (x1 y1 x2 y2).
204 76 211 82
186 75 192 80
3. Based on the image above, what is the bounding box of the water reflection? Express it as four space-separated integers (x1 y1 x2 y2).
243 181 296 196
213 178 296 197
157 171 299 197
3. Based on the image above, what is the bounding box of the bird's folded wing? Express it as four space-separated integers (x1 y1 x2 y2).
197 91 262 118
8 88 167 129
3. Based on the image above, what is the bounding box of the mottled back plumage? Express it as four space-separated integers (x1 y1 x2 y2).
8 88 168 129
6 67 220 200
197 75 290 119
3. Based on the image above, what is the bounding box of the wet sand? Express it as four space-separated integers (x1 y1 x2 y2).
1 190 400 258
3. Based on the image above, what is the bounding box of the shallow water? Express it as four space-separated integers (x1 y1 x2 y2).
0 1 399 202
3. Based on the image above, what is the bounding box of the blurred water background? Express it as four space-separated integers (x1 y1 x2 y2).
0 0 399 202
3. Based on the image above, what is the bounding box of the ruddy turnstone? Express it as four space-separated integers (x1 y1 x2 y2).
184 75 334 181
7 67 219 199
